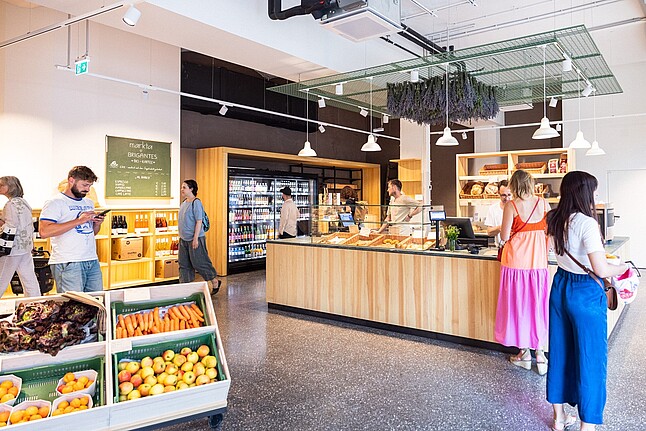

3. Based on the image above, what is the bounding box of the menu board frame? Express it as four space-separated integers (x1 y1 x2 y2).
105 135 171 199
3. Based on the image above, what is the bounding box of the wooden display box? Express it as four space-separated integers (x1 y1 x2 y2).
344 233 381 247
111 237 143 261
314 232 357 245
369 234 409 248
155 259 179 278
398 236 435 250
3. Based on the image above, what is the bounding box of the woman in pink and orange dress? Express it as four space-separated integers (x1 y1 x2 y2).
495 169 550 375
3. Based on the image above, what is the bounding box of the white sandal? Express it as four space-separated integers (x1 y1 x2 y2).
536 352 548 376
510 349 531 370
551 414 576 430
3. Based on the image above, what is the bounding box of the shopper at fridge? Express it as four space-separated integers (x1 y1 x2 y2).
375 179 421 236
178 180 220 294
495 169 550 375
484 180 512 246
0 176 40 297
277 187 299 239
39 166 106 292
546 171 630 431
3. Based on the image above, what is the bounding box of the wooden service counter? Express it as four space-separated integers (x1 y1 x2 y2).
266 237 630 347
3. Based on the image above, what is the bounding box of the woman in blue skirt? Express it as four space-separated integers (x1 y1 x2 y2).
546 171 630 431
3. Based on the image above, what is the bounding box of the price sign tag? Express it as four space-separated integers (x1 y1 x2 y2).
0 300 16 316
124 287 151 303
359 227 372 237
111 339 133 353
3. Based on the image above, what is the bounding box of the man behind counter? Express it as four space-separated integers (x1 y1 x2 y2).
375 179 421 236
484 180 512 246
278 186 299 239
39 166 106 292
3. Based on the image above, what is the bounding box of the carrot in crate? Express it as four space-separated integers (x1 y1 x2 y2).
190 303 203 317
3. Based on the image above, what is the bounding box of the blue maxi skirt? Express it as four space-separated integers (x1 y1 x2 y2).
546 267 608 424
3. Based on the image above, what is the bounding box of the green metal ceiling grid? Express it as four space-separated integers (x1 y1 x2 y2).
269 25 622 118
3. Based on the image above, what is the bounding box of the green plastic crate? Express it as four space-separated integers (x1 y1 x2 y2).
0 356 105 407
111 331 226 403
110 292 211 334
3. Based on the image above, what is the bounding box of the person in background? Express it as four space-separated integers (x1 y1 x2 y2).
178 180 220 295
40 166 106 292
0 176 40 297
495 170 550 375
340 186 357 216
546 171 630 431
375 179 421 235
278 186 299 239
484 180 512 246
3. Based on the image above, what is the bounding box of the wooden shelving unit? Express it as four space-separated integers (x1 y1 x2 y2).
456 148 575 217
25 208 180 293
390 158 422 198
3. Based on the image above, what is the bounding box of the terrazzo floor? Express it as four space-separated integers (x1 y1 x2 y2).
160 270 646 431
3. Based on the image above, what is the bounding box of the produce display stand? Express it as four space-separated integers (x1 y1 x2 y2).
0 282 230 430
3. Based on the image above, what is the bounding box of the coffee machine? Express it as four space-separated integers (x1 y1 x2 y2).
596 203 616 243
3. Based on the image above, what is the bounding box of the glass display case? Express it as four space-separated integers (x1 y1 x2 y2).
228 169 316 271
309 204 445 251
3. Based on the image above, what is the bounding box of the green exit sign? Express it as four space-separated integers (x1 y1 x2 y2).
75 58 89 75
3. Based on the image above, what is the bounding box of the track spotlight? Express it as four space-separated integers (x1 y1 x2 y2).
142 90 149 101
556 123 562 132
318 97 326 108
122 5 141 26
318 125 326 133
581 83 595 97
562 54 572 73
335 83 343 95
373 127 384 133
383 114 389 124
219 105 228 115
410 70 419 83
549 97 558 108
461 132 467 140
359 107 368 117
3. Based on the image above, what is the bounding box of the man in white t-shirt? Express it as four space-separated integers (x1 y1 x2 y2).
484 180 512 246
40 166 106 292
376 179 421 236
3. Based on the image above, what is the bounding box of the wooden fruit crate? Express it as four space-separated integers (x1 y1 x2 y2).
397 236 435 250
314 232 358 245
479 163 508 176
514 162 547 175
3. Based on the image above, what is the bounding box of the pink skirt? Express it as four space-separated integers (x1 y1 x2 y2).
494 266 549 349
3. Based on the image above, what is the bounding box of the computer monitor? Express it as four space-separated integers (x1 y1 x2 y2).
338 212 355 227
443 216 476 241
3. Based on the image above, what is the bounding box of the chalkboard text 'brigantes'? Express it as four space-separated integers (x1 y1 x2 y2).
105 136 171 198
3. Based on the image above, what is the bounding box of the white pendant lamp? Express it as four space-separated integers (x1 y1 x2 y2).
569 74 591 149
586 93 605 156
361 77 381 152
298 90 317 157
533 45 560 140
436 64 459 146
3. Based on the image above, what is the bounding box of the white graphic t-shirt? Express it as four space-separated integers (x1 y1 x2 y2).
40 193 97 264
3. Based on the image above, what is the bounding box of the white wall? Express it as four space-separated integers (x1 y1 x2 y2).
0 2 180 209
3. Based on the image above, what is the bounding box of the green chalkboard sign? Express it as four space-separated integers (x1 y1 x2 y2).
105 136 171 198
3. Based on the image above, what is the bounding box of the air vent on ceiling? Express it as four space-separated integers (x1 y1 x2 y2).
320 0 401 42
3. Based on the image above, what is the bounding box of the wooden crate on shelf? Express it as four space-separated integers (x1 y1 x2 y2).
514 162 547 175
459 181 487 199
478 163 508 176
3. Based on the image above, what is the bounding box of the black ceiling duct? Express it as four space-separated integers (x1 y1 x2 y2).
268 0 337 20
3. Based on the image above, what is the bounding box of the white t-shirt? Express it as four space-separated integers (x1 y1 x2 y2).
484 202 503 246
551 213 605 274
40 193 98 264
387 194 419 235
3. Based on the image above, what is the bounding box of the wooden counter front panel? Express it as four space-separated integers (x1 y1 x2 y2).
267 243 501 342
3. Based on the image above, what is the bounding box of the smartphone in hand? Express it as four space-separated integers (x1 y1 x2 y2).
95 209 111 217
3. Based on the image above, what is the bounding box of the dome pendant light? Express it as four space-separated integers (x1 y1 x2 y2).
533 45 560 140
361 77 381 152
586 93 605 156
569 74 591 149
298 90 317 157
436 64 459 146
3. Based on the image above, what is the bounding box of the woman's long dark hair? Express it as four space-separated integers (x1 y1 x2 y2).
546 171 598 255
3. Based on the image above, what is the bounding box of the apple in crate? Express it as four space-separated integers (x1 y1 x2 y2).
119 381 134 395
202 355 217 369
125 362 140 374
186 352 200 364
138 384 152 397
197 345 210 358
205 368 218 380
180 362 193 373
149 384 165 396
117 370 131 383
182 371 196 385
140 357 154 368
195 375 210 386
162 350 175 362
130 374 143 388
180 347 192 356
172 354 187 367
141 366 155 380
127 390 141 400
152 361 166 374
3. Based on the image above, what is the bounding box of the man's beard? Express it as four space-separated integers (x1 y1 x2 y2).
71 184 87 198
